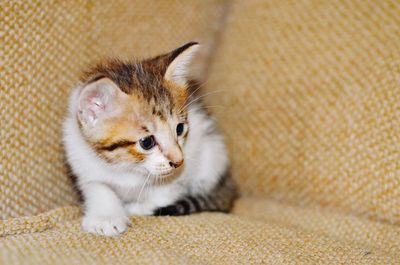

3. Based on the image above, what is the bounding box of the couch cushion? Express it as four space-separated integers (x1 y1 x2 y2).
1 197 398 264
1 0 227 218
206 0 400 224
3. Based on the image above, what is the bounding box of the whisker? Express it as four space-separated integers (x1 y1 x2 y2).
187 105 223 114
136 172 151 203
178 90 225 114
159 176 164 186
186 80 209 103
181 90 224 111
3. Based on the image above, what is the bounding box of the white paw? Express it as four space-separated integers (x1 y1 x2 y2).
82 214 131 236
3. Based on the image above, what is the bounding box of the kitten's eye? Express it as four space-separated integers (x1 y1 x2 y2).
139 135 155 150
176 123 185 136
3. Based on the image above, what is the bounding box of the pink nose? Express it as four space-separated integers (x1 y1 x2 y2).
169 159 184 168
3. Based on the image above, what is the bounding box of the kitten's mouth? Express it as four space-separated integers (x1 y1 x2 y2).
153 170 174 178
151 166 184 183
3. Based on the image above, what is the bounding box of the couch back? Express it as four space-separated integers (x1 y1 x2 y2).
1 0 227 219
2 0 400 224
206 0 400 224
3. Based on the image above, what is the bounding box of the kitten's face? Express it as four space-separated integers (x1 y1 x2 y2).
76 43 198 179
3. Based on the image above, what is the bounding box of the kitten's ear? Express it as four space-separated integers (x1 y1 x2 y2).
164 42 200 86
78 78 119 127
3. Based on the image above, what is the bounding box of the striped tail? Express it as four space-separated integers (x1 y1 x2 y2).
153 171 238 216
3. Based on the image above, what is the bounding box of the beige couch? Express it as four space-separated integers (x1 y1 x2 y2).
1 0 399 264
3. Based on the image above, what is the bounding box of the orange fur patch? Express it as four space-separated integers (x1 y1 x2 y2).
127 146 145 162
164 80 188 111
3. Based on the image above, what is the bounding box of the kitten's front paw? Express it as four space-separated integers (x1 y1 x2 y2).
82 215 131 236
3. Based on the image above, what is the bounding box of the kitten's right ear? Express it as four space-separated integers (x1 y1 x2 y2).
78 78 119 127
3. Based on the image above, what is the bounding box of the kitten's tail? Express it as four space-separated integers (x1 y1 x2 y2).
153 171 238 216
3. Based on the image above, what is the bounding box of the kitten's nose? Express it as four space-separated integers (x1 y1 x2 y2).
169 159 184 168
164 145 183 168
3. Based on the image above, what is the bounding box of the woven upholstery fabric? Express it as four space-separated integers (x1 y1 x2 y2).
206 0 400 224
0 0 226 219
2 1 400 264
1 198 398 264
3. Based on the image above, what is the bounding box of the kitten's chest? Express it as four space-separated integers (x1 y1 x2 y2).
111 183 143 203
111 179 184 206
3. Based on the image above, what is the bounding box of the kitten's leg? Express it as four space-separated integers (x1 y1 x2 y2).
124 201 157 216
154 170 238 216
81 183 131 236
124 186 183 216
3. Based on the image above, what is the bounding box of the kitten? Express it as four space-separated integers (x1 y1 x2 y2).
63 42 237 236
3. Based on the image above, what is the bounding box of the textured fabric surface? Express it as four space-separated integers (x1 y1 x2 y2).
1 198 398 264
0 0 227 219
206 0 400 224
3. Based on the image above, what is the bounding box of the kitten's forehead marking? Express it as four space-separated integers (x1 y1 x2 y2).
80 60 190 159
82 60 189 121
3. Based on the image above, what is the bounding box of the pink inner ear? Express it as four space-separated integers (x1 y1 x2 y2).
86 93 106 120
88 97 105 111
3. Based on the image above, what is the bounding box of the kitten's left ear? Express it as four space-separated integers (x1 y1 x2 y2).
164 42 200 86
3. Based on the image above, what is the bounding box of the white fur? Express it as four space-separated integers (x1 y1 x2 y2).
63 85 228 236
